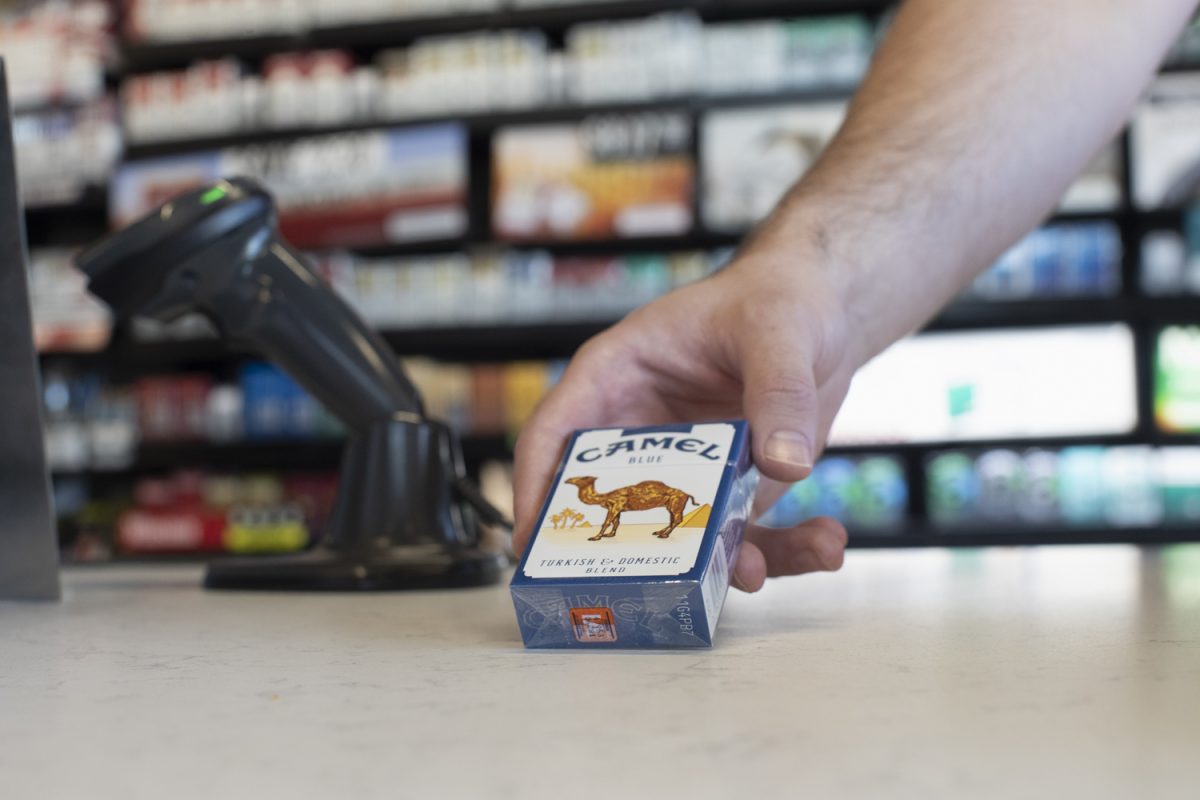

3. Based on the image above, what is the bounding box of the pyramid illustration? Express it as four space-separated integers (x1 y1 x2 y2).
680 504 712 528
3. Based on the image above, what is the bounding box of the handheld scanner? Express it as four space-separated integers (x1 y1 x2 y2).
77 178 424 429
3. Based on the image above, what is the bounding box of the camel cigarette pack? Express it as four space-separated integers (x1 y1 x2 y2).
511 421 757 649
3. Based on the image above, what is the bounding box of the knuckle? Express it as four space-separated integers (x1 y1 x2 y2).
756 376 818 411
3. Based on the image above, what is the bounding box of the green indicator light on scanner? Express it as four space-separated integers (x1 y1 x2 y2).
199 186 227 205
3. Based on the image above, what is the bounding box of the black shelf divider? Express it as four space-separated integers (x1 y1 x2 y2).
849 527 1200 549
40 293 1200 370
52 433 514 478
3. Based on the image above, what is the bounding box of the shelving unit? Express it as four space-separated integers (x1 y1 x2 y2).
26 0 1200 562
118 0 892 72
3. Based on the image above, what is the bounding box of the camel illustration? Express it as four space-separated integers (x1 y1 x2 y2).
565 476 697 541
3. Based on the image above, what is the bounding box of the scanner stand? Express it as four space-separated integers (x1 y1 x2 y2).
77 178 508 591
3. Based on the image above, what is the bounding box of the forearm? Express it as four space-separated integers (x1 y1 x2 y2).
744 0 1196 365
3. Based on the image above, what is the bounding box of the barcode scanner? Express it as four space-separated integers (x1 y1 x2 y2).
77 177 509 590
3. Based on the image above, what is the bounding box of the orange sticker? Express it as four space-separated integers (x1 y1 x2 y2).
569 607 617 643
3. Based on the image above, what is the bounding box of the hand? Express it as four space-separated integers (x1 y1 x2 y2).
512 250 865 592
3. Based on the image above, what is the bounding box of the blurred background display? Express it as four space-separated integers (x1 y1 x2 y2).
8 0 1200 561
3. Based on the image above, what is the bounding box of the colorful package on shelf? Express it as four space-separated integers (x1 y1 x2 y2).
565 13 703 103
263 50 361 128
492 112 694 241
1132 74 1200 209
702 16 873 96
42 369 139 473
0 1 110 111
135 374 214 442
240 362 342 440
13 98 121 207
126 0 506 41
963 223 1122 302
829 325 1138 446
1141 208 1200 295
403 358 474 433
111 123 469 249
512 421 757 649
116 470 337 555
121 58 248 143
701 103 846 232
118 471 228 553
759 455 908 532
1060 142 1123 213
925 445 1193 530
1156 325 1200 433
28 248 112 353
123 0 311 41
378 30 552 118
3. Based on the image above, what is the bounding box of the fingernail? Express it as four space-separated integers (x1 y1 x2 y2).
763 431 813 469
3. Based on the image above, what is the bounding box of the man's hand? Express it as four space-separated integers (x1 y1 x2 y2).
512 0 1194 592
512 250 864 592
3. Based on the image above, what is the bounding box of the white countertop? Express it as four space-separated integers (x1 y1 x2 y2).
2 545 1199 800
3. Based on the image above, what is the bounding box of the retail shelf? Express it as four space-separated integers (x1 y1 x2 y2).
40 292 1200 370
849 526 1200 549
928 298 1131 331
55 431 1200 481
380 321 614 361
119 0 893 74
38 319 615 367
23 185 107 216
50 433 513 478
121 87 856 161
59 525 1200 566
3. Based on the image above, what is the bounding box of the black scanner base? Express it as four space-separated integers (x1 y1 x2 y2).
204 546 506 591
203 417 509 591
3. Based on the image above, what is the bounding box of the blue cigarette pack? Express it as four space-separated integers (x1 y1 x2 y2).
511 421 758 648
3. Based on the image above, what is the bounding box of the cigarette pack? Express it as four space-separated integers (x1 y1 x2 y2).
511 421 758 649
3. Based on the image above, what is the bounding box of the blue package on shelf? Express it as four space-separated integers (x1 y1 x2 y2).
241 362 301 440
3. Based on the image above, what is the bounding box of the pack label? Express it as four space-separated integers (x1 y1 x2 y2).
523 423 736 579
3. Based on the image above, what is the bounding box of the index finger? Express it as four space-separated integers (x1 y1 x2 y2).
511 366 608 557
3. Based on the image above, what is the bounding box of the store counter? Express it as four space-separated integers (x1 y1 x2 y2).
3 545 1199 799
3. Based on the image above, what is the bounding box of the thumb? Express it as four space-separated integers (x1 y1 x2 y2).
740 339 820 484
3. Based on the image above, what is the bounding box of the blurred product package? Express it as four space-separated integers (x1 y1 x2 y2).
830 325 1138 446
328 249 716 328
703 108 1118 234
1156 325 1200 433
13 100 121 207
115 470 338 555
493 112 694 240
927 446 1200 530
120 13 877 146
111 124 468 248
1141 209 1200 295
759 455 908 533
961 223 1122 302
0 1 110 110
702 17 873 96
702 103 846 232
28 248 112 353
124 0 505 41
1132 74 1200 208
